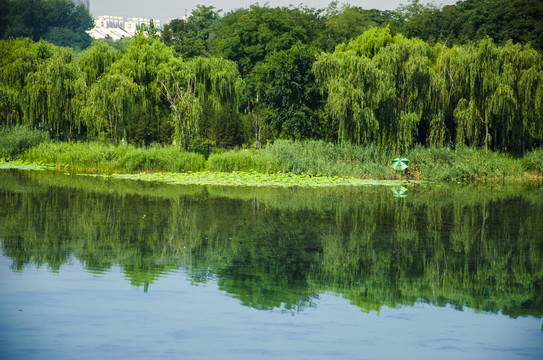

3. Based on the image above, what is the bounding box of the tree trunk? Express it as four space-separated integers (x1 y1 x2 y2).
484 108 489 152
114 117 118 145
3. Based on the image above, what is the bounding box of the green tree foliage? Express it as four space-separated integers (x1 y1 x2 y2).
210 4 322 77
157 56 243 150
0 39 54 126
315 28 408 147
252 42 322 140
453 39 543 153
162 5 221 58
77 42 119 85
83 73 140 144
320 1 397 52
375 34 437 150
157 57 200 150
106 32 175 144
398 0 543 52
0 0 94 49
210 5 325 145
24 46 86 141
201 105 244 148
314 28 543 152
0 2 541 153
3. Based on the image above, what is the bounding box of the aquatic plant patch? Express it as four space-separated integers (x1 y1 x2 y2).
0 160 416 187
0 159 55 171
108 171 410 187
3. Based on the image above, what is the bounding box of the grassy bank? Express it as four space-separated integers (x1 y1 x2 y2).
17 141 205 174
1 127 542 181
207 141 541 181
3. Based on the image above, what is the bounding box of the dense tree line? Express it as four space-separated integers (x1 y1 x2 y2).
314 28 543 153
395 0 543 51
1 0 542 154
0 0 94 49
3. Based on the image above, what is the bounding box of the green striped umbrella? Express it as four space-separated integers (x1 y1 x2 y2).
391 157 409 171
391 185 408 198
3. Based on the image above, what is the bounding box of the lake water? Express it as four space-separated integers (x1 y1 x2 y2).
1 169 542 359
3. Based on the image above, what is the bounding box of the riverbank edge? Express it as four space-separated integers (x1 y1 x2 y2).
2 158 540 188
0 159 426 187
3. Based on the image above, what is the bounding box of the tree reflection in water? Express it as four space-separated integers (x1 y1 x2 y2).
1 169 542 318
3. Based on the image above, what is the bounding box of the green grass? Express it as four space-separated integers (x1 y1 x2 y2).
408 146 525 181
522 148 543 175
1 126 539 182
207 140 395 179
206 141 538 181
20 141 205 173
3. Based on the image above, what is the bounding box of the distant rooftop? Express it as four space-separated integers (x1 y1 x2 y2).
88 15 161 40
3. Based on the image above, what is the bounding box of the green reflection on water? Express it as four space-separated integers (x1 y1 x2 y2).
1 169 542 317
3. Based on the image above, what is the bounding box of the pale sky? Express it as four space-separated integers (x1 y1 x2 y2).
89 0 462 25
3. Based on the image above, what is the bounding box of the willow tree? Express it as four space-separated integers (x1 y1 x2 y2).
77 42 119 86
494 42 543 154
157 56 242 150
427 42 457 147
453 38 500 151
314 27 437 150
313 29 394 145
314 52 386 145
374 34 435 151
452 38 543 152
84 73 140 144
0 39 54 127
157 58 200 150
518 66 543 152
107 32 175 144
25 47 85 141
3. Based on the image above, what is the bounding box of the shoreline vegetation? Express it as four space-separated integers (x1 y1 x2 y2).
1 126 542 187
2 2 543 185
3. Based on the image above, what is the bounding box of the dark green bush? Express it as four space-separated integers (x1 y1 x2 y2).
0 126 49 160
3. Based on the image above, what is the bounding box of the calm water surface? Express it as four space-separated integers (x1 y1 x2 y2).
0 169 542 359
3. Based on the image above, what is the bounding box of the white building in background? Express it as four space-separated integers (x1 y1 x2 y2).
88 16 130 40
124 18 161 35
95 15 124 29
88 16 161 40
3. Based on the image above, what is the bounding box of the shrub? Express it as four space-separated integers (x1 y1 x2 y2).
522 149 543 174
0 126 49 160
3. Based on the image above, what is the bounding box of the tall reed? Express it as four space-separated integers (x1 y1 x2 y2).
407 146 524 181
13 137 541 181
207 140 395 178
20 141 205 173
